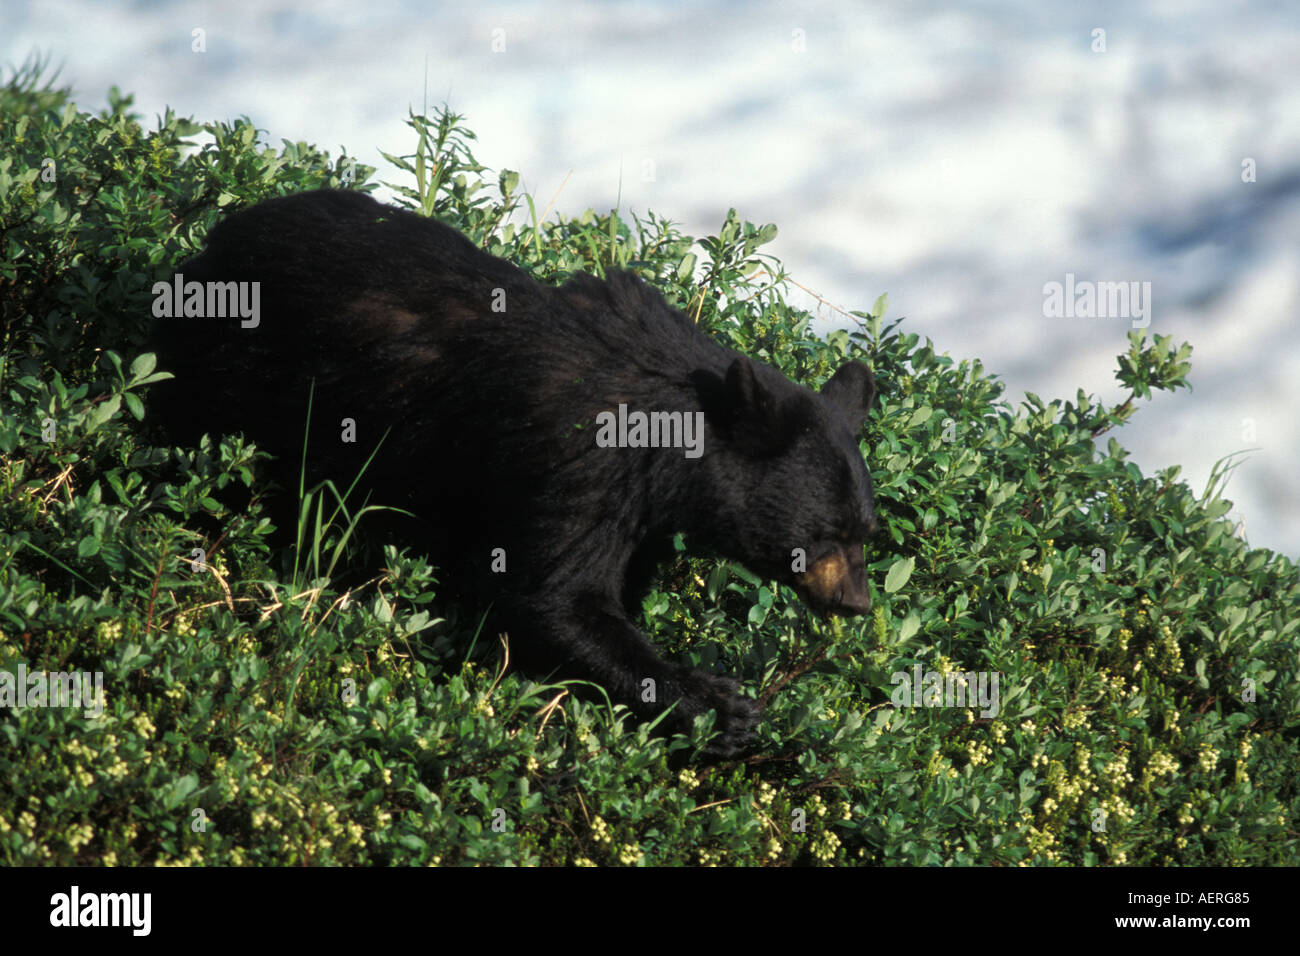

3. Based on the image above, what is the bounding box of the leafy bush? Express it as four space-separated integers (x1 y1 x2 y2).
1 60 1296 866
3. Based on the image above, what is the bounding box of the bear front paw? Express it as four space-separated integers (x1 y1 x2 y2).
673 669 762 759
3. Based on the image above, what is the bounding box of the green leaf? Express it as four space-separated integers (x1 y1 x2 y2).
676 252 698 282
88 394 122 429
884 557 915 594
397 833 428 852
130 352 157 379
705 563 730 602
160 774 199 811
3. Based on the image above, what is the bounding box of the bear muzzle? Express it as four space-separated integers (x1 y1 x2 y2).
793 551 872 617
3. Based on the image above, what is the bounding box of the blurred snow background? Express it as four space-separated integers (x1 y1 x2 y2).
5 0 1298 556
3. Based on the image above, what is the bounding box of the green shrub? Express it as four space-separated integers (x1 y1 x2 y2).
1 61 1296 866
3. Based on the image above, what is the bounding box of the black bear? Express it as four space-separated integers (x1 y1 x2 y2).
149 189 878 757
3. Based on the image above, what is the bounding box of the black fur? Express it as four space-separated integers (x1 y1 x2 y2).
149 189 879 758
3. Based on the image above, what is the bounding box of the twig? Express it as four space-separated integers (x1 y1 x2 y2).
144 553 166 639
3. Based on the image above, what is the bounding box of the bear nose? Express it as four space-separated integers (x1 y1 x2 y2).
833 586 871 617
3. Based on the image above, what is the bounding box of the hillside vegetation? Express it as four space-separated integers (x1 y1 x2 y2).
1 65 1296 865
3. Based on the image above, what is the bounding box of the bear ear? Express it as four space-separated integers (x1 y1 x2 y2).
723 356 784 426
693 357 791 454
821 361 876 428
724 355 760 411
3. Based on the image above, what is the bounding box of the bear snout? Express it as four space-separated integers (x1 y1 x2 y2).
831 582 872 617
794 550 872 617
